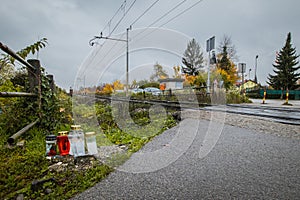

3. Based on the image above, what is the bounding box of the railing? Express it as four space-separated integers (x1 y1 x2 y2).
0 42 54 145
246 88 300 100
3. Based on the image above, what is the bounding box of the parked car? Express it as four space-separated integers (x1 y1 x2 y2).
144 87 162 96
131 88 144 94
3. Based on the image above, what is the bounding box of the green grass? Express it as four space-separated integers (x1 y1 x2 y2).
0 128 113 200
0 100 178 199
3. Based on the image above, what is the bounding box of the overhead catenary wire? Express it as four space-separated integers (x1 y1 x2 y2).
100 0 127 35
85 0 137 77
108 0 137 36
132 0 205 44
85 0 160 83
130 0 160 26
129 0 188 42
89 0 135 45
85 0 205 87
85 0 137 72
148 0 187 27
109 0 189 51
98 0 205 77
85 0 128 79
159 0 204 27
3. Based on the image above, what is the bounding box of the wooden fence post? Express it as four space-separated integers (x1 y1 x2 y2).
69 87 73 97
27 59 42 118
46 74 55 92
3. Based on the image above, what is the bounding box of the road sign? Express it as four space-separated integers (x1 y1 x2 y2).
238 63 246 73
206 36 215 52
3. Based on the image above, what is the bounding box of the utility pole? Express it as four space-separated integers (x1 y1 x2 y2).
238 63 246 95
126 27 130 95
90 26 132 95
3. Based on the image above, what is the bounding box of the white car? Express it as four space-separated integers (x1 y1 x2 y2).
144 87 162 96
131 88 144 94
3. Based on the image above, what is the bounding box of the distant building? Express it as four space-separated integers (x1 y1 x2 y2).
158 78 185 90
238 80 259 91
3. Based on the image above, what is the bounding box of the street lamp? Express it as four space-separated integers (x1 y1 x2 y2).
249 68 251 80
254 55 258 83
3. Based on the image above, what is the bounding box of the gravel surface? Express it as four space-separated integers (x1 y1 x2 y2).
182 109 300 139
73 110 300 199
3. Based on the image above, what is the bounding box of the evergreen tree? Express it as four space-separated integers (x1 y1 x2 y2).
182 38 204 76
217 35 238 61
218 45 231 71
267 32 300 90
216 37 239 90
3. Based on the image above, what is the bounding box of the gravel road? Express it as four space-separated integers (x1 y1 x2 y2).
73 110 300 199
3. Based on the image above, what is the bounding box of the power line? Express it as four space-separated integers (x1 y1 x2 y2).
148 0 187 27
130 0 160 26
86 0 205 87
87 0 136 77
100 0 127 35
86 0 128 75
108 0 137 36
86 0 136 78
129 0 188 42
159 0 204 27
132 0 205 43
101 0 203 72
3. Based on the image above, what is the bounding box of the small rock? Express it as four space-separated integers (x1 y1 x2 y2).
16 140 25 147
45 188 52 194
16 193 24 200
48 162 64 172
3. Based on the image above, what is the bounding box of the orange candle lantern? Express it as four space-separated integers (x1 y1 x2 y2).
57 131 70 156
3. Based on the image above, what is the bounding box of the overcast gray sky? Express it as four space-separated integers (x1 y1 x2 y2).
1 0 300 89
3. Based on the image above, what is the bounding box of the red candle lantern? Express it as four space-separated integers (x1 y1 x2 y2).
57 131 70 156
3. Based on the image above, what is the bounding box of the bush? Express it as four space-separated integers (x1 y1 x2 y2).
226 89 252 104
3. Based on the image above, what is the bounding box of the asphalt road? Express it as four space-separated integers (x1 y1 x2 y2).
73 119 300 199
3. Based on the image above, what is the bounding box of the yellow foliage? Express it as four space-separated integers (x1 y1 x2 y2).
173 66 181 78
215 61 239 89
183 74 196 86
102 84 114 94
159 75 168 79
112 80 124 90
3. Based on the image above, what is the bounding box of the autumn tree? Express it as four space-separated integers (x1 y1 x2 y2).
150 63 169 82
182 38 204 76
217 35 238 61
173 66 181 78
215 63 238 90
216 36 239 90
267 32 300 90
112 80 124 90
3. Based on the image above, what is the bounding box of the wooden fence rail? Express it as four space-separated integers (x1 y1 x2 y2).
0 42 35 71
0 42 48 145
0 92 37 97
7 119 40 145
